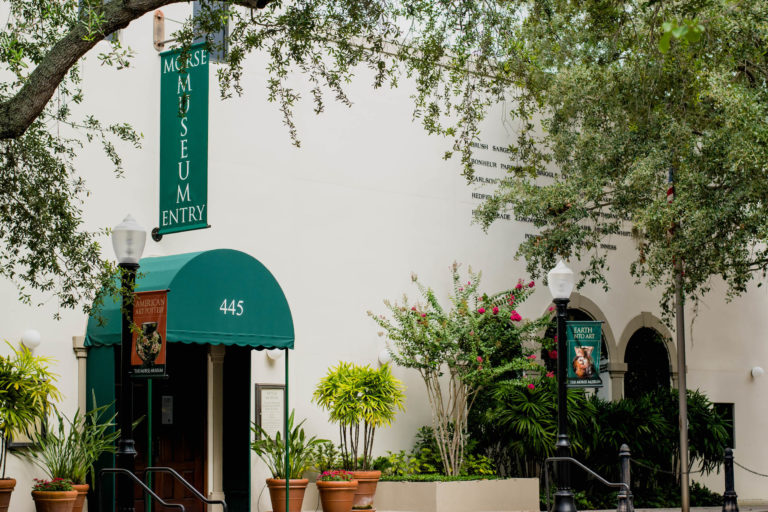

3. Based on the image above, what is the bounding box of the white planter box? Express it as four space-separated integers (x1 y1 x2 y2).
371 478 540 512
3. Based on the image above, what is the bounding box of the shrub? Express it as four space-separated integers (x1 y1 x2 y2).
369 264 548 475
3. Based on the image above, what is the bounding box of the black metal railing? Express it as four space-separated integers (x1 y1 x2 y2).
144 466 228 512
97 468 185 512
543 444 633 512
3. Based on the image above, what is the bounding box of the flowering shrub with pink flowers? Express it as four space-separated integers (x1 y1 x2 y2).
317 470 355 482
368 263 550 476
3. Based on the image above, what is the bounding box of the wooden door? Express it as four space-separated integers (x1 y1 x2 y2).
134 343 207 512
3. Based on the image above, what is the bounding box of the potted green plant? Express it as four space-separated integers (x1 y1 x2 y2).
0 343 61 512
316 470 358 512
250 410 326 512
23 398 119 512
31 478 77 512
313 362 405 509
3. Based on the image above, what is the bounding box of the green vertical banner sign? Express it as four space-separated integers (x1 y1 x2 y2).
566 320 603 388
158 43 209 235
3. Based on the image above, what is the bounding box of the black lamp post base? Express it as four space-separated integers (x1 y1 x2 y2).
554 489 578 512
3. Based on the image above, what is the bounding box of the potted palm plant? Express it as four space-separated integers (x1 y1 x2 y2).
251 410 326 512
313 363 405 510
23 398 119 512
0 343 61 512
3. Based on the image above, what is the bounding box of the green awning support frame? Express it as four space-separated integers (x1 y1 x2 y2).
284 348 290 512
84 249 295 512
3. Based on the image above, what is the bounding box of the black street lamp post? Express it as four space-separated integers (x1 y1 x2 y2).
112 214 147 512
548 260 577 512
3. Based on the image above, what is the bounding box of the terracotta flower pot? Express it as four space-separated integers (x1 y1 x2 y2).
31 490 77 512
0 478 15 512
266 478 309 512
350 470 381 510
316 479 358 512
71 484 89 512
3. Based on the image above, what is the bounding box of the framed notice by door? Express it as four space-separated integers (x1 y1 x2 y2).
255 384 285 439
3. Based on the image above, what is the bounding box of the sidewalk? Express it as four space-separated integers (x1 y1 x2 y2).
587 508 768 512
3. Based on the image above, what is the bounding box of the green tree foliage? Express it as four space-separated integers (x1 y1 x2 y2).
313 362 405 470
467 0 768 316
369 264 549 475
0 0 522 313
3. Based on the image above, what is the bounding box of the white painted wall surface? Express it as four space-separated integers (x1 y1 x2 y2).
0 7 767 510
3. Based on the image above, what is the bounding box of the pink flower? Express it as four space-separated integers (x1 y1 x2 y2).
515 283 523 290
528 281 535 288
477 356 483 363
469 330 475 336
467 281 471 286
546 371 555 378
421 313 427 318
478 365 483 371
527 354 536 360
510 311 522 322
477 307 486 314
411 306 417 311
527 383 535 390
492 306 499 315
459 287 464 292
548 306 554 312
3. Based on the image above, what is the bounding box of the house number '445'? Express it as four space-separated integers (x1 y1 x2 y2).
220 299 244 316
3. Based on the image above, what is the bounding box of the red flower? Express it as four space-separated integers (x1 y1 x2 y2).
510 311 522 322
421 313 427 318
549 350 557 359
527 383 535 390
411 306 417 311
515 283 523 290
546 371 555 378
528 281 535 287
477 307 486 314
527 354 536 360
548 306 554 312
492 306 499 315
477 356 483 363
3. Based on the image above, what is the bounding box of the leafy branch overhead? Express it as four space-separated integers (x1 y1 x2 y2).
0 0 527 311
469 0 768 317
3 0 766 319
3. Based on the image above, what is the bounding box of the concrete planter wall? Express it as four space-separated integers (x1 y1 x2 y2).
372 478 540 512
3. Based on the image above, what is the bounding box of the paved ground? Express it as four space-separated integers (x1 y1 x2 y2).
587 508 768 512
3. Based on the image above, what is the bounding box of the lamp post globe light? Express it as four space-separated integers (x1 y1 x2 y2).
112 214 147 512
547 260 577 512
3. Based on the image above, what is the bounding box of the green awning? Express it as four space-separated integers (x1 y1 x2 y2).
85 249 294 349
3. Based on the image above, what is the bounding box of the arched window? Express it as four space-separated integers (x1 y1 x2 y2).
623 327 671 399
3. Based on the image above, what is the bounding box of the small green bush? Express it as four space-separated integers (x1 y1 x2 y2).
380 474 498 482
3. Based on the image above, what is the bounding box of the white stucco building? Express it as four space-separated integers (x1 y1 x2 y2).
2 5 767 511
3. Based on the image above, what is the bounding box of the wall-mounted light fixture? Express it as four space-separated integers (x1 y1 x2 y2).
266 349 284 361
751 366 764 379
21 329 41 351
378 348 392 366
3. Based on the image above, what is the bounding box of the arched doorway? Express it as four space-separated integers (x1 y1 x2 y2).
623 327 671 399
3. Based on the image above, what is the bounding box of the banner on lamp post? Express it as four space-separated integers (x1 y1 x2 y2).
131 290 169 378
566 320 603 388
158 42 209 235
